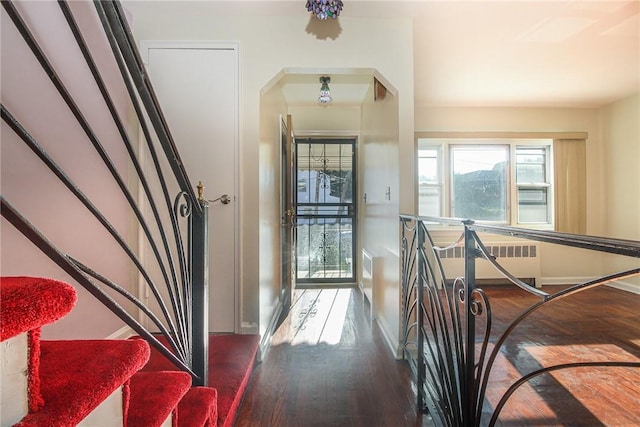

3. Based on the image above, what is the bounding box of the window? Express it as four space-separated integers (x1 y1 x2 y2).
516 147 550 223
451 145 508 222
418 139 553 227
418 147 441 217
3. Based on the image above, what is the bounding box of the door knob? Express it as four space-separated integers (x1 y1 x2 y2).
209 194 231 205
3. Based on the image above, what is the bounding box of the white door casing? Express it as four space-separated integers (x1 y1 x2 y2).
141 41 239 333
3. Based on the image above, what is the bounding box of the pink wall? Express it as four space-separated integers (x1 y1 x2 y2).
1 1 134 339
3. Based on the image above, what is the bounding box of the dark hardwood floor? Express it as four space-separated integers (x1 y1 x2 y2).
235 285 640 427
480 285 640 426
235 287 433 427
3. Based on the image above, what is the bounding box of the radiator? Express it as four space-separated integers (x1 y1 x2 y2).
437 242 541 287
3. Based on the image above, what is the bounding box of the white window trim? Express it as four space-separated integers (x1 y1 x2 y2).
417 137 555 229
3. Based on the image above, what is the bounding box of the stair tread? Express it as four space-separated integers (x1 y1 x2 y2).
127 370 191 427
137 333 259 427
0 276 76 341
16 339 149 427
177 387 218 427
208 334 259 427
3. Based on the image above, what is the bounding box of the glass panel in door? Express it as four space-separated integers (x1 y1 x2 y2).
295 139 355 283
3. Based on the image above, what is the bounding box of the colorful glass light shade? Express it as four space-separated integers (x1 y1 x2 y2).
306 0 344 20
318 76 332 104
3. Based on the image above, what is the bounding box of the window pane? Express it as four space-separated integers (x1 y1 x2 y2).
296 217 353 280
451 146 508 221
517 164 545 183
419 186 440 217
297 143 353 204
418 148 440 216
518 188 548 223
517 148 546 183
418 149 438 184
516 149 545 164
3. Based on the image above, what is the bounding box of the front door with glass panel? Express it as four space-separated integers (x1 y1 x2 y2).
295 138 355 283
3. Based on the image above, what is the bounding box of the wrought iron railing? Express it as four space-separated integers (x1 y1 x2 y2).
1 0 209 385
400 215 640 426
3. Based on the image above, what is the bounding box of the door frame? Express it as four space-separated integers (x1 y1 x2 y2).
139 40 241 333
293 136 357 285
280 114 295 315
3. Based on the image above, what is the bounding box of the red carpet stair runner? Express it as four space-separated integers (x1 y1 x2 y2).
0 277 259 427
138 334 260 427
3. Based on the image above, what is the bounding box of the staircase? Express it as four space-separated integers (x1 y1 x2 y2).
0 276 259 427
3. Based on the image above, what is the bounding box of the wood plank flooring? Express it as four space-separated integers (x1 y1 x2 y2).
480 285 640 426
235 285 640 426
235 287 433 427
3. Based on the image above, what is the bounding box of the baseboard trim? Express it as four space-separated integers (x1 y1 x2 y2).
542 277 640 295
258 301 283 362
540 276 595 286
541 276 640 295
241 323 259 335
375 315 402 360
540 276 597 286
606 280 640 295
105 325 135 340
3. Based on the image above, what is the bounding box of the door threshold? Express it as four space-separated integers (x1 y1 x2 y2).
295 282 357 289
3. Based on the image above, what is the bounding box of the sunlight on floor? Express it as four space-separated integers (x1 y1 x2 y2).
271 288 353 347
481 343 557 423
526 343 640 425
318 288 351 345
479 340 640 425
478 341 640 425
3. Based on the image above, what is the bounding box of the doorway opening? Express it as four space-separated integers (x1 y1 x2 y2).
295 138 356 285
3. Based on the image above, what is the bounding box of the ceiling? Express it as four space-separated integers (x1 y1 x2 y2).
411 0 640 108
125 0 640 108
273 70 376 107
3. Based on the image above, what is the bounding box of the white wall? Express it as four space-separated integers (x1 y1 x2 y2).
1 1 134 338
257 83 288 336
415 104 640 287
600 94 640 289
124 3 415 333
360 83 401 353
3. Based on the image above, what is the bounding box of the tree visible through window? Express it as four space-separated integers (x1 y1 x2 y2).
451 146 508 221
417 139 553 226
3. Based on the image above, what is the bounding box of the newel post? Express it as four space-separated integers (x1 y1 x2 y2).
191 194 209 386
463 220 478 425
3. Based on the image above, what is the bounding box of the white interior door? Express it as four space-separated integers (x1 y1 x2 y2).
143 42 239 333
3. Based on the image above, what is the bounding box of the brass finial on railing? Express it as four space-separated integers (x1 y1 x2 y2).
197 181 204 201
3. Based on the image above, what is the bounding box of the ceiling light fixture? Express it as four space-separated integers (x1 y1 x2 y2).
318 76 332 105
306 0 344 20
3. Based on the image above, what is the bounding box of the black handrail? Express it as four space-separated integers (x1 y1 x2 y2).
403 214 640 258
1 197 195 377
89 3 209 376
1 104 186 353
1 0 209 385
57 0 191 355
94 0 200 212
400 215 640 426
